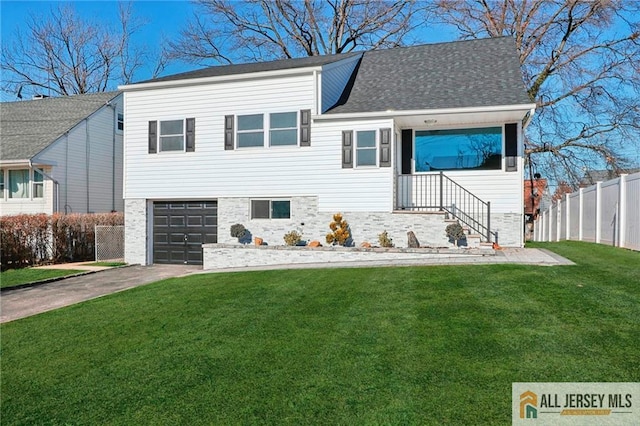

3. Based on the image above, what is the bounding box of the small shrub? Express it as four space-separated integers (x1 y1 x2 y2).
230 223 247 239
326 213 351 246
283 230 302 246
445 223 466 245
378 230 394 248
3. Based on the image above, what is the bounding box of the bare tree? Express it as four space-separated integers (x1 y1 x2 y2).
1 2 161 99
169 0 420 64
433 0 640 187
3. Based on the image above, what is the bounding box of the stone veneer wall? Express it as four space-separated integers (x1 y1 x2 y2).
217 196 523 248
125 196 522 265
124 198 148 265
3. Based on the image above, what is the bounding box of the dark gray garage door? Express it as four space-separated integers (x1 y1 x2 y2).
153 201 217 265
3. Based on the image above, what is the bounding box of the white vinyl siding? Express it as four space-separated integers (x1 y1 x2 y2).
321 54 361 113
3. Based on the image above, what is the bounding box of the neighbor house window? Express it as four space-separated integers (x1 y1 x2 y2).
33 170 44 198
8 169 29 198
159 120 184 151
237 114 264 147
269 112 297 146
414 127 502 172
356 130 377 166
117 113 124 132
251 199 291 219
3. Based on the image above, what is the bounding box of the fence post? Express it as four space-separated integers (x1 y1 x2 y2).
578 188 584 241
595 181 602 244
439 171 443 211
565 193 571 240
556 201 562 242
618 174 627 248
541 210 546 241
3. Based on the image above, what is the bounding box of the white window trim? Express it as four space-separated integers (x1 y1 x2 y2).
355 130 378 168
250 198 292 220
236 112 299 149
158 119 186 152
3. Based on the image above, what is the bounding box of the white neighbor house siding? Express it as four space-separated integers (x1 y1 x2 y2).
33 97 124 214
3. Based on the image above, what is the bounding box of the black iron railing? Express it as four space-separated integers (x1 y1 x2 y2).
395 171 497 243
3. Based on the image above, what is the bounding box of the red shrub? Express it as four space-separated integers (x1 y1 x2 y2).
1 212 124 270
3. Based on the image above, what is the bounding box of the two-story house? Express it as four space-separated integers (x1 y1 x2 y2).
0 92 124 215
120 37 535 265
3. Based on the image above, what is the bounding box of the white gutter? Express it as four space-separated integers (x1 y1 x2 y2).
522 107 536 129
313 103 537 120
118 66 322 92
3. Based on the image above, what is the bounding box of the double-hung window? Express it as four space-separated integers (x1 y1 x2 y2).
235 112 299 148
251 199 291 219
159 120 185 151
270 112 297 146
32 170 43 198
237 114 264 148
117 113 124 132
356 130 377 166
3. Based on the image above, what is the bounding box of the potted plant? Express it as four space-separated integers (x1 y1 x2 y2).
445 223 466 247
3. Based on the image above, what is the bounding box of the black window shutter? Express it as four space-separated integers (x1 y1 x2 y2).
224 115 234 150
401 129 412 174
186 118 195 152
342 130 353 168
148 121 157 154
300 109 311 146
379 128 391 167
505 123 518 171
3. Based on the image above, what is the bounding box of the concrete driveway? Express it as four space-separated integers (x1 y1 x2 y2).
1 265 200 324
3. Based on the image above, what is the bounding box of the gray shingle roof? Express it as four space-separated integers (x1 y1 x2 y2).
327 37 532 113
0 91 120 161
136 52 361 84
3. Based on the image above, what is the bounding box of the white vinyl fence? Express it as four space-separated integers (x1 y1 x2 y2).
533 172 640 251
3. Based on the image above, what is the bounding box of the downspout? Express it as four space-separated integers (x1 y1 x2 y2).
29 159 60 213
85 118 90 213
106 101 117 212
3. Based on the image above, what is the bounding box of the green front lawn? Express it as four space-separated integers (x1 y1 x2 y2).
0 268 84 289
1 241 638 424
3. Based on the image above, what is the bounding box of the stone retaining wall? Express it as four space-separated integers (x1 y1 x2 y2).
203 243 494 270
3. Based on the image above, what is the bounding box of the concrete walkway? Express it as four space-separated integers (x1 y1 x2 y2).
1 265 200 323
1 248 572 324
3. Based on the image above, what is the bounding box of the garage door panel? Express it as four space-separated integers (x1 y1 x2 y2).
153 201 217 265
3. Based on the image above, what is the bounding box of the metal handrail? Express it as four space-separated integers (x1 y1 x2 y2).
395 171 497 243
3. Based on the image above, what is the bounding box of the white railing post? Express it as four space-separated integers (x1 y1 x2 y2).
578 188 584 241
618 174 627 248
595 181 602 244
565 193 571 240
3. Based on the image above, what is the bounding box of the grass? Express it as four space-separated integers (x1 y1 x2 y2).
0 268 84 289
1 241 638 425
84 261 127 267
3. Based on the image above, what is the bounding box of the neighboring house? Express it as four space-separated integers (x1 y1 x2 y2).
0 92 124 216
120 37 535 265
579 168 640 188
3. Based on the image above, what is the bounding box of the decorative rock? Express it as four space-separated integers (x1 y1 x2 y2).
360 242 372 248
308 240 322 248
407 231 420 248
